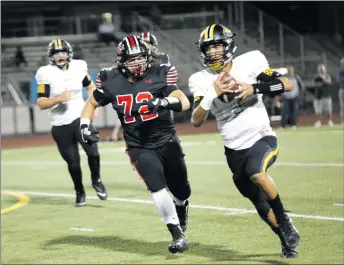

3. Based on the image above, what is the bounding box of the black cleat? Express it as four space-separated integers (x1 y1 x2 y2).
281 242 298 259
174 200 189 232
92 179 108 200
167 224 188 254
277 212 300 249
75 191 86 207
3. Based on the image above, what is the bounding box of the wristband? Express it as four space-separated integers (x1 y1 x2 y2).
163 97 183 112
80 118 90 127
252 79 285 96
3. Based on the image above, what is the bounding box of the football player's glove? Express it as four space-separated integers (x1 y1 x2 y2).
80 124 99 144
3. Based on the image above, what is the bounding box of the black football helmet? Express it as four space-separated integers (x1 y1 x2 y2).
117 35 151 79
47 39 74 68
197 24 237 71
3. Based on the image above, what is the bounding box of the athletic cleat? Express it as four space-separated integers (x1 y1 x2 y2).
75 191 86 207
92 179 108 200
167 224 188 254
277 212 300 249
174 200 189 232
281 241 298 258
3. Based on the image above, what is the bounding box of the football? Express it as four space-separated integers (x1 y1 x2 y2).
218 71 239 103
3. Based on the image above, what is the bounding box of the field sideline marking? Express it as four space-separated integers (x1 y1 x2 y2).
1 192 30 214
2 160 344 168
2 190 343 222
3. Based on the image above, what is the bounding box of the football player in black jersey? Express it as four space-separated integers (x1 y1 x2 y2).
104 32 170 142
79 36 191 254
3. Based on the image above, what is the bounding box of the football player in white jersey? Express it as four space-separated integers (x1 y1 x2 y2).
189 24 300 258
35 39 108 207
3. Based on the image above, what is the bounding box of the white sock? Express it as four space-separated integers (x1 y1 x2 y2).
111 124 121 139
152 188 179 225
174 197 186 206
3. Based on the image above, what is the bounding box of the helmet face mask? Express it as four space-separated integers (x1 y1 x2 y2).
123 54 149 76
47 39 74 68
52 51 69 67
197 24 237 71
117 36 151 79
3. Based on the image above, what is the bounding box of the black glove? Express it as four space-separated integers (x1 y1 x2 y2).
146 98 168 113
80 124 99 144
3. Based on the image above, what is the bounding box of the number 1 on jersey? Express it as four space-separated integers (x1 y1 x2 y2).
117 92 159 124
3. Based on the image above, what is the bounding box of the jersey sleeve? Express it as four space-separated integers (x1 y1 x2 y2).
79 60 92 87
188 73 205 110
160 53 171 64
93 70 114 107
35 67 51 98
252 51 283 82
160 64 179 97
253 51 270 75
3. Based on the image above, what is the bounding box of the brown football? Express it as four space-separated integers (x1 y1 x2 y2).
218 72 239 103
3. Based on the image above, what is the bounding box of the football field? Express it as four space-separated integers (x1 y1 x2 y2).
1 126 344 264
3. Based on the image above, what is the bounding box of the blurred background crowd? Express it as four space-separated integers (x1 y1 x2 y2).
1 1 344 137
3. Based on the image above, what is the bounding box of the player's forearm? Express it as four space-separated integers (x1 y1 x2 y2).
81 97 98 124
166 90 191 112
191 105 209 127
86 81 96 98
37 97 60 110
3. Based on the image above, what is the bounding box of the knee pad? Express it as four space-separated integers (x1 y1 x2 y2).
85 145 99 157
61 150 80 166
67 162 81 171
170 181 191 201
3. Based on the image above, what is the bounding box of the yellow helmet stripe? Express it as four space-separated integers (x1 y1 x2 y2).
53 40 58 48
209 24 216 38
203 26 210 39
58 39 62 49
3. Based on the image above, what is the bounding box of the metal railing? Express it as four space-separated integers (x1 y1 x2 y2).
130 13 203 73
237 2 328 78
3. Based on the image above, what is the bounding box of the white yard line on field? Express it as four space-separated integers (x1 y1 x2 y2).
2 160 343 167
1 190 344 222
333 204 344 207
70 227 95 232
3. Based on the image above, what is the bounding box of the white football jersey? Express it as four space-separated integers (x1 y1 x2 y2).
189 50 276 150
35 60 89 126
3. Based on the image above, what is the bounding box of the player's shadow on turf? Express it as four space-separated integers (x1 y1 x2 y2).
29 197 105 208
44 235 287 264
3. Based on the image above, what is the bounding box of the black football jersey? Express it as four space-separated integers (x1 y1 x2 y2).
94 63 179 149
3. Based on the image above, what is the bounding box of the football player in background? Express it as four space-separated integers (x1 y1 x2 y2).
189 24 300 258
35 39 108 207
139 32 170 65
80 36 191 254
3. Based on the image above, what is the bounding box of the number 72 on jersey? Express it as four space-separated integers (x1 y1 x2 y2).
116 92 158 123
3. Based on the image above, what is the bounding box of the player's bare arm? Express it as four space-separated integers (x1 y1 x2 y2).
83 73 96 97
37 89 71 110
79 94 100 143
168 89 190 111
80 94 99 122
191 72 234 127
233 70 293 100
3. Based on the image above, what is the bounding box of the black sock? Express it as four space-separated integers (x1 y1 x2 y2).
88 155 100 183
68 164 84 192
267 194 285 220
